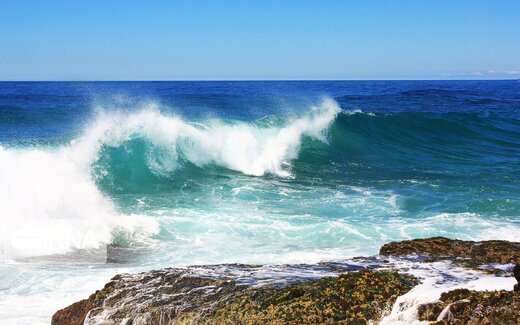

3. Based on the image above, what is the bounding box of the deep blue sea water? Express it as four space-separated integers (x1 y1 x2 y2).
1 80 520 323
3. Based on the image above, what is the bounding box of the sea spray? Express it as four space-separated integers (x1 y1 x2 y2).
0 145 158 258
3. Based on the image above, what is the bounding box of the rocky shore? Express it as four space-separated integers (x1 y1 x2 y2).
52 237 520 324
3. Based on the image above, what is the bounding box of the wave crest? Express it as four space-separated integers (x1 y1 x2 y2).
82 98 341 177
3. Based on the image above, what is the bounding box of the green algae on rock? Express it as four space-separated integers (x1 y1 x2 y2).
207 270 418 324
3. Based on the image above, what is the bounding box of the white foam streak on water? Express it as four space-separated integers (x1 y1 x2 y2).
395 212 520 242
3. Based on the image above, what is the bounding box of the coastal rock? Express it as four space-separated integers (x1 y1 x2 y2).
52 269 417 325
51 294 99 325
52 237 520 325
417 288 520 324
207 270 418 324
379 236 520 264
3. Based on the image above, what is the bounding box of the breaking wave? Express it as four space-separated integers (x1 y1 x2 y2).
0 99 341 256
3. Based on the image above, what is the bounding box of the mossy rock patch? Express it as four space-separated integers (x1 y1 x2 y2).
207 270 418 324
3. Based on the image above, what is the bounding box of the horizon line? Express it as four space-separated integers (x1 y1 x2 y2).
0 78 519 82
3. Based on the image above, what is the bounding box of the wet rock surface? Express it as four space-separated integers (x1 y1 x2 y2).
52 237 520 325
52 266 417 325
380 236 520 264
52 295 100 325
207 270 418 324
417 288 520 324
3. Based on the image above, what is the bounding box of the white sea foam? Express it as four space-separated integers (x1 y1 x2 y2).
0 145 159 257
0 266 120 325
0 145 156 258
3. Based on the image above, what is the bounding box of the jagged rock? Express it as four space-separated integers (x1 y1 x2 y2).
379 236 520 264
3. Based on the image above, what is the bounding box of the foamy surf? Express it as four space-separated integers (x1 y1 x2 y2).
0 143 160 258
0 99 340 258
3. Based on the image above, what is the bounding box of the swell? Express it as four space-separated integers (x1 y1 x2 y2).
91 107 520 194
335 87 520 114
329 111 520 160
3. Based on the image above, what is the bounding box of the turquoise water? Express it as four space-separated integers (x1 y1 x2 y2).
1 81 519 323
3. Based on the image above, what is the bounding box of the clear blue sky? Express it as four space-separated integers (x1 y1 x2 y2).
1 0 519 80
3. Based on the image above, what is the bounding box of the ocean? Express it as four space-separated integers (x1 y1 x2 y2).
1 80 520 323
